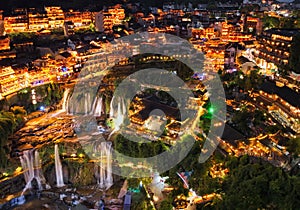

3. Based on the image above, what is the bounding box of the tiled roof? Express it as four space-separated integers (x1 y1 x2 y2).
260 81 300 108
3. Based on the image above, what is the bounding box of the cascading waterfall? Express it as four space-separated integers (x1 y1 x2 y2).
61 88 70 112
94 141 113 190
105 142 113 187
114 100 124 131
108 97 126 139
67 91 105 116
20 149 47 194
109 96 115 118
92 96 103 116
54 144 65 187
84 93 90 115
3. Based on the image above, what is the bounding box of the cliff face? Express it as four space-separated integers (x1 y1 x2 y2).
0 173 26 199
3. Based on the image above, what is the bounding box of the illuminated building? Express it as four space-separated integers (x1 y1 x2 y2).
29 70 51 87
205 27 216 39
4 8 28 33
95 5 125 32
0 67 19 99
0 10 4 35
255 29 300 74
0 21 4 36
63 21 74 37
45 6 64 29
95 11 113 32
64 10 92 28
81 11 93 26
64 10 83 27
244 16 262 35
237 56 256 74
14 68 30 89
0 50 16 59
259 81 300 132
224 43 240 71
0 36 10 51
28 8 48 31
108 5 125 25
220 21 253 42
203 38 226 71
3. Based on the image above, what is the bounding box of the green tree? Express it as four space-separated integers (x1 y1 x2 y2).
159 200 173 210
0 111 17 168
10 106 27 127
262 16 280 29
287 137 300 158
217 156 296 209
280 17 295 28
289 33 300 74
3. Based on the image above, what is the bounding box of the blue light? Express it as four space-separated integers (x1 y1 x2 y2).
62 66 67 72
40 106 45 111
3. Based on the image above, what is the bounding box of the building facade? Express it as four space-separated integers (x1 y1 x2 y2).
255 29 300 75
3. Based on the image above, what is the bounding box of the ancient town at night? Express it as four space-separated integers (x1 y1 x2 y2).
0 0 299 209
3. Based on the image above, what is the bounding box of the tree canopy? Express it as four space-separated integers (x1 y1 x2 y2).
289 33 300 74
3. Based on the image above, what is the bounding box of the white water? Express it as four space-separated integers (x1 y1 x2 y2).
109 96 115 118
61 88 71 112
108 97 126 139
84 93 92 115
55 144 65 187
20 149 47 195
67 91 105 116
94 142 113 190
92 96 103 116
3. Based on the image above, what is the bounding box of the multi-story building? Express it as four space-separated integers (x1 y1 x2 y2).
63 21 74 36
224 43 239 71
4 8 28 33
244 16 262 35
203 38 226 71
45 6 64 29
0 36 10 51
14 67 29 89
108 5 125 25
259 81 300 133
95 5 125 32
28 70 51 87
0 10 4 35
95 11 113 32
220 21 253 42
255 28 300 74
0 67 19 99
64 10 92 28
81 11 93 26
64 10 82 27
28 8 48 31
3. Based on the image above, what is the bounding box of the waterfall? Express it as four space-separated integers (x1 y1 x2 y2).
82 92 93 115
108 97 126 139
61 88 70 112
20 149 47 194
84 93 88 115
55 144 65 187
109 96 115 118
105 142 113 187
93 96 103 116
94 141 113 190
91 95 98 115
